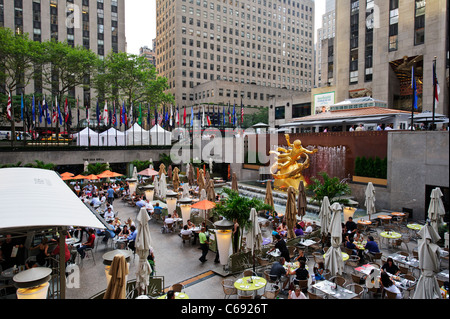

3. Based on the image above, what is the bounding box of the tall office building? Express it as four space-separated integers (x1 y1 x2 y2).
315 0 335 88
155 0 315 118
1 0 126 107
139 44 157 67
312 0 448 116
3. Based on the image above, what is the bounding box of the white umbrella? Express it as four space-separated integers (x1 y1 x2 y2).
413 224 442 299
319 196 332 237
246 208 263 255
135 207 153 295
364 182 376 220
428 188 445 234
324 202 344 276
132 166 138 180
159 173 167 199
153 175 160 199
182 183 190 198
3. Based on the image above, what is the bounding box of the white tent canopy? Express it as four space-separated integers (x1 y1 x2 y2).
76 127 100 146
126 123 150 146
0 168 105 231
149 124 172 145
99 127 126 146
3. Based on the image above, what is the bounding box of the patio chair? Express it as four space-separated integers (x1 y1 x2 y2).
398 263 411 275
345 255 360 275
242 269 257 277
383 289 399 299
402 274 417 299
398 251 409 257
288 246 298 260
351 273 363 285
307 289 324 299
346 283 365 299
221 279 237 299
170 283 185 293
329 275 346 287
181 234 192 245
262 285 280 299
293 279 309 294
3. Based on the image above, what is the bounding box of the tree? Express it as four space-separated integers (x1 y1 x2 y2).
212 188 273 252
307 172 351 205
242 107 269 129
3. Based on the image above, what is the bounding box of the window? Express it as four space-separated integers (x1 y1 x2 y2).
414 0 426 45
275 106 285 120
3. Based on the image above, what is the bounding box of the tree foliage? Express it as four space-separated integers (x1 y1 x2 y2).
307 172 351 205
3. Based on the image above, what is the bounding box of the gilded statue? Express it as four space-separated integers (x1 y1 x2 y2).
269 134 318 190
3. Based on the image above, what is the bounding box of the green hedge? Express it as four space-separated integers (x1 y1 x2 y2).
354 156 387 179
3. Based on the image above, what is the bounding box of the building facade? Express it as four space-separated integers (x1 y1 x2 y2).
139 43 157 67
312 0 449 117
155 0 315 117
1 0 126 107
314 0 335 88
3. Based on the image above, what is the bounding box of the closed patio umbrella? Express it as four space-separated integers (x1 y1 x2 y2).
159 173 167 199
428 188 445 234
319 196 332 237
205 171 211 189
231 172 238 192
182 183 190 198
199 188 207 219
264 181 274 212
364 182 376 221
207 180 215 202
103 254 129 299
188 163 195 186
172 167 180 192
135 207 153 295
198 169 206 194
285 186 298 240
158 163 167 178
247 208 263 273
132 166 138 180
153 175 160 199
297 181 307 220
168 165 173 181
325 202 344 276
413 224 442 299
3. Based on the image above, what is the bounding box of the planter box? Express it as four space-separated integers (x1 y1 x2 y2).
352 175 388 186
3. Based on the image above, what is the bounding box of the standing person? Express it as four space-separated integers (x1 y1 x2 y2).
198 227 210 263
31 237 50 266
376 123 382 131
74 183 81 196
349 125 355 132
107 185 115 204
268 234 290 262
232 219 240 254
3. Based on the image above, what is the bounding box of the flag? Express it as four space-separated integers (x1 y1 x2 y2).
223 104 226 126
232 101 236 126
6 91 12 121
103 101 109 125
76 97 80 126
412 67 418 110
128 103 133 126
147 104 151 126
190 105 194 127
138 103 142 125
67 106 72 127
57 100 63 125
96 101 100 125
20 94 24 121
52 101 57 123
32 95 35 125
433 61 440 107
176 105 180 126
240 100 244 124
183 105 187 126
86 103 90 124
154 105 158 126
206 113 211 126
38 100 43 124
169 105 173 127
121 102 126 125
44 96 51 125
64 98 69 123
112 102 117 127
228 102 231 124
202 105 205 127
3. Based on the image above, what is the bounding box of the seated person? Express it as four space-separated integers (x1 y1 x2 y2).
77 229 96 259
127 226 137 252
152 202 163 217
118 225 131 238
90 195 102 208
313 261 326 282
172 210 179 219
381 257 400 276
145 200 154 215
295 249 307 263
268 234 290 262
294 260 309 292
288 285 307 300
186 220 195 229
345 237 358 255
380 271 402 299
135 197 147 208
269 257 289 289
294 224 304 237
354 230 364 243
364 235 380 261
164 214 174 226
180 225 192 243
276 222 288 238
304 222 313 234
104 207 115 222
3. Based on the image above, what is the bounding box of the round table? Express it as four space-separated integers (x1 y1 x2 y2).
377 215 392 220
324 252 349 261
407 224 423 231
357 219 372 225
234 276 267 292
354 241 367 251
380 231 402 239
391 212 405 217
157 292 189 299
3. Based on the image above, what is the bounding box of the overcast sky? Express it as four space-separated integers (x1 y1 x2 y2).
125 0 326 55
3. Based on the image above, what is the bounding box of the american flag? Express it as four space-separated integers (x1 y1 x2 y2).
6 91 12 120
240 100 244 124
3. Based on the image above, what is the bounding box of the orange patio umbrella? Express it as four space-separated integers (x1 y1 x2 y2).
97 170 124 178
71 174 88 180
84 174 100 180
190 199 216 211
60 172 75 177
137 168 159 177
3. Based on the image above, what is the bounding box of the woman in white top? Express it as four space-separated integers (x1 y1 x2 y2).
288 285 307 299
380 272 403 299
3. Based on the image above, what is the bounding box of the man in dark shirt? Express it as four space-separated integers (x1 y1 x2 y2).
268 234 290 262
269 257 289 290
345 217 357 238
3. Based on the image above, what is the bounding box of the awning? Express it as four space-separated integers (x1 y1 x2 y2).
344 116 391 124
0 168 105 232
279 119 348 127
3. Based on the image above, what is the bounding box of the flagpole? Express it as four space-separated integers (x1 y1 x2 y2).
411 68 415 131
432 57 437 131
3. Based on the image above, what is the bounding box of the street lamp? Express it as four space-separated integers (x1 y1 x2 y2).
126 178 138 194
165 190 178 216
142 185 155 202
214 219 234 267
178 197 192 227
13 267 52 299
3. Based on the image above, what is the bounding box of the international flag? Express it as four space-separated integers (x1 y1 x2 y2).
103 101 109 125
20 94 24 121
176 105 180 126
147 104 151 127
412 67 418 110
232 101 236 126
32 95 35 125
240 100 244 124
190 105 194 127
433 61 440 107
128 103 133 126
44 96 51 125
138 103 142 126
38 100 43 124
202 105 205 127
86 103 90 125
228 102 231 124
112 102 117 127
6 91 12 121
183 105 187 126
64 98 69 123
154 105 158 126
57 100 63 125
52 101 57 123
76 97 80 126
169 105 173 127
223 105 226 126
121 102 126 125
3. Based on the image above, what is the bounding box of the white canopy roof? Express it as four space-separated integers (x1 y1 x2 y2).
99 127 126 146
126 123 150 145
0 168 105 232
76 127 99 146
149 124 172 145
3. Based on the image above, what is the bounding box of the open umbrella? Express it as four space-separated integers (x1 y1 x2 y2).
97 170 124 179
428 188 445 234
60 172 74 178
297 181 307 220
264 181 274 212
364 182 376 221
285 186 298 240
231 172 238 192
103 254 129 299
413 224 442 299
319 196 332 238
137 168 159 177
172 167 180 191
188 163 195 186
61 175 75 181
84 174 100 180
206 180 215 202
325 202 344 276
191 198 215 221
135 207 153 295
71 174 87 180
247 207 263 273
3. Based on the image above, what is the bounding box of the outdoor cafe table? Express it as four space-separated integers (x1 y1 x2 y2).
357 219 372 225
388 253 420 270
157 292 189 299
323 252 349 262
312 280 357 299
377 214 392 221
437 269 449 282
234 276 267 297
407 223 424 240
380 231 402 248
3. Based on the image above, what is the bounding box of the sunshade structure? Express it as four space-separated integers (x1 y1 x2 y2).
182 184 190 198
60 172 74 178
247 208 263 272
285 186 298 240
167 165 173 181
319 196 332 237
71 174 88 180
297 181 307 220
364 182 376 220
97 170 123 179
99 127 126 146
104 254 129 299
149 124 172 145
264 181 274 212
126 123 149 146
188 163 195 186
0 168 105 299
159 173 167 199
159 163 167 177
428 188 445 234
409 110 448 123
198 169 206 194
231 172 238 192
205 171 211 188
138 168 159 177
413 224 442 299
191 198 215 221
135 207 153 295
76 127 99 146
325 203 344 276
206 180 215 202
153 175 160 199
172 167 180 191
84 174 100 180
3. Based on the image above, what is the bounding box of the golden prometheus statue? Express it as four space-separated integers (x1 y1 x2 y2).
269 134 318 190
